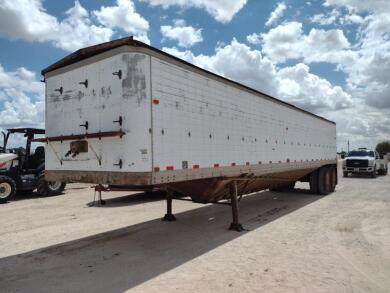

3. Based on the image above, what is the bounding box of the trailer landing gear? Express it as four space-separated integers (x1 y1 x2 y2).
162 190 176 222
93 184 106 205
229 181 244 232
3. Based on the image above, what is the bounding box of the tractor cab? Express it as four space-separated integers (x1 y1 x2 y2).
1 128 46 171
0 128 66 203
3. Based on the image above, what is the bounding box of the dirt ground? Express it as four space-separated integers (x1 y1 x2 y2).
1 164 389 293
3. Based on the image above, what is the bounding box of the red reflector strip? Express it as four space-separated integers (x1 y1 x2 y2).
166 166 174 171
193 164 200 169
213 163 220 168
231 163 236 166
153 99 160 105
154 167 160 172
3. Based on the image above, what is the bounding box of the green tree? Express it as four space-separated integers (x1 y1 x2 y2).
376 141 390 154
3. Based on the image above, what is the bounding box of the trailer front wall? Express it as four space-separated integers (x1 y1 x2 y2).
45 52 153 178
151 57 336 179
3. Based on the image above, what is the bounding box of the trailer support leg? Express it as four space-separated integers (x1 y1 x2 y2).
229 181 244 232
98 187 106 206
162 189 176 222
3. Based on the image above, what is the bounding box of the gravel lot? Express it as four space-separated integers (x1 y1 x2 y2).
1 164 389 293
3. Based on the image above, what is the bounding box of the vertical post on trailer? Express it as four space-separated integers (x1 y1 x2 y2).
162 188 176 222
229 181 244 232
93 184 106 206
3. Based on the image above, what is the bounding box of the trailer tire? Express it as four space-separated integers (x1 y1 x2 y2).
270 182 295 192
36 171 66 197
309 170 319 194
318 167 331 195
329 166 337 193
0 176 16 204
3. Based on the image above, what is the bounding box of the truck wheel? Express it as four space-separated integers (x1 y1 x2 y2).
0 176 16 204
371 168 377 178
309 170 319 194
318 167 331 195
343 171 348 177
36 171 66 196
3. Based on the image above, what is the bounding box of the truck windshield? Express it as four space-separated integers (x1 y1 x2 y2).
348 150 374 157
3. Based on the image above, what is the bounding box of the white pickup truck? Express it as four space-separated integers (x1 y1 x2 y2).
343 149 388 178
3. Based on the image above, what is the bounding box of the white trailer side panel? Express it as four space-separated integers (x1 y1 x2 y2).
151 57 336 172
45 52 152 173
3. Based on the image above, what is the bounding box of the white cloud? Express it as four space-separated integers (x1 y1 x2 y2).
0 0 113 52
163 39 351 113
140 0 247 23
0 65 44 128
341 13 364 24
310 9 340 26
325 0 390 14
261 22 351 63
0 0 58 42
246 33 262 45
0 0 151 51
341 13 390 108
93 0 149 43
54 1 113 52
161 19 203 48
265 2 287 27
278 63 352 112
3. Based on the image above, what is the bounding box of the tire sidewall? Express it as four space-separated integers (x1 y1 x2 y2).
0 176 16 203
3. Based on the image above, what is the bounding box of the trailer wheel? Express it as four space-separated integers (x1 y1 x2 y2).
269 182 295 192
329 166 337 192
309 170 319 194
36 171 66 196
318 167 331 195
0 176 16 204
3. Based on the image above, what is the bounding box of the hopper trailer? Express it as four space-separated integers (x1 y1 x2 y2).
40 37 337 231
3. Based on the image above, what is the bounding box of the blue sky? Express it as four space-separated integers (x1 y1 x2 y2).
0 0 389 150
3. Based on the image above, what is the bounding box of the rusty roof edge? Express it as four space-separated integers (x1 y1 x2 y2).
41 36 336 125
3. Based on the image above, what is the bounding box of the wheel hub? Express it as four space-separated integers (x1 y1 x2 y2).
47 181 62 191
0 182 12 199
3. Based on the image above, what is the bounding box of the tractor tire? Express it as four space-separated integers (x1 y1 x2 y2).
318 167 331 195
0 175 16 203
36 171 66 197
